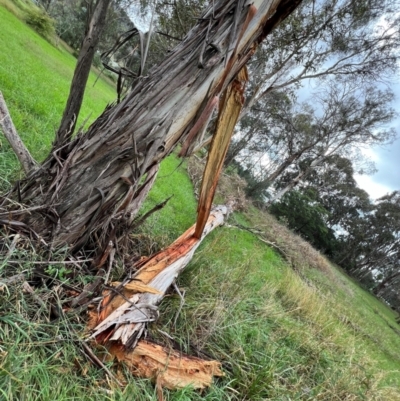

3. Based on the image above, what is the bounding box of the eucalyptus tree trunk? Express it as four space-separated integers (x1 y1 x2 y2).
267 154 327 204
374 271 400 296
56 0 112 147
4 0 302 252
246 152 300 197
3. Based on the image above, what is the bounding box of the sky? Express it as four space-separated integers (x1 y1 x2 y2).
354 83 400 200
355 137 400 199
128 4 152 32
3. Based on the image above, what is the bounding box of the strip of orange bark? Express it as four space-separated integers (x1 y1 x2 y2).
108 340 224 390
194 67 248 238
90 206 229 344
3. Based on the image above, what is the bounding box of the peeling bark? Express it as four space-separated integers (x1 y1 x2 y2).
89 205 229 347
107 341 224 390
195 67 248 238
3 0 303 252
85 205 229 391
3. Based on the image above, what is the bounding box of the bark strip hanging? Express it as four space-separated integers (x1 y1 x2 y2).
194 67 248 238
90 205 230 346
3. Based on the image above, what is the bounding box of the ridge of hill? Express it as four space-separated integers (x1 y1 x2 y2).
0 3 400 400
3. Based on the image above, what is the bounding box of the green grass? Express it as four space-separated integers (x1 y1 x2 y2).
0 3 116 186
1 4 400 401
324 267 400 386
140 155 198 241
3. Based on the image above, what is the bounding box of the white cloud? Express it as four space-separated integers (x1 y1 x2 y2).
128 4 152 32
354 174 392 200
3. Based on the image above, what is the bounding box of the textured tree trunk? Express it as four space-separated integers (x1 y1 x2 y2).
267 155 325 204
267 170 306 204
246 152 300 197
4 0 302 252
374 271 400 296
56 0 112 147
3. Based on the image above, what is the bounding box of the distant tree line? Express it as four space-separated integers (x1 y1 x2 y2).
223 0 400 310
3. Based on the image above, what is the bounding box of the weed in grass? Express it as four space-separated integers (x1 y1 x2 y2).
24 7 55 40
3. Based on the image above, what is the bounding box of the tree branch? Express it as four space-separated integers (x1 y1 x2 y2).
0 92 38 175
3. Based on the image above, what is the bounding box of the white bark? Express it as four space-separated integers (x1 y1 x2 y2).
0 92 38 175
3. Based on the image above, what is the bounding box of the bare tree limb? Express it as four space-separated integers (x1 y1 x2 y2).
0 92 38 175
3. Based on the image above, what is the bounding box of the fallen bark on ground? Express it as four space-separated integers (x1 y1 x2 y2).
108 340 224 390
87 206 229 390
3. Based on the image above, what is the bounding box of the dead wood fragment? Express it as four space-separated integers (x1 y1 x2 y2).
5 233 20 257
227 223 289 259
0 92 38 174
95 240 114 269
107 340 224 390
81 341 124 387
71 275 104 307
110 281 162 295
89 205 229 346
85 206 229 392
130 196 172 232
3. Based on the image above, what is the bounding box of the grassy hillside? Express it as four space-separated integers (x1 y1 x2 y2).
1 4 400 401
0 3 116 186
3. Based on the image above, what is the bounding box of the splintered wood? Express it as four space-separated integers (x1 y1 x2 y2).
108 341 224 390
195 67 248 238
89 50 248 396
88 39 248 397
90 206 228 346
89 206 229 388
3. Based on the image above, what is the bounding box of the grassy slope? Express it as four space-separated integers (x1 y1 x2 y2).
241 206 400 387
1 4 400 401
0 4 115 186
